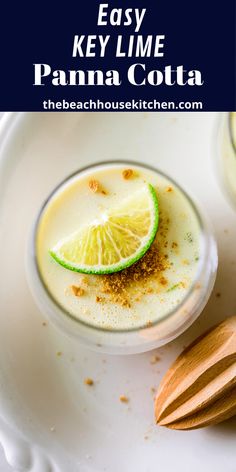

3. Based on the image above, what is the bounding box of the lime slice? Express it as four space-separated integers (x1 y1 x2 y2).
50 183 159 274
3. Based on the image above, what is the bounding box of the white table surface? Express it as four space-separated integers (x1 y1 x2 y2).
0 112 235 472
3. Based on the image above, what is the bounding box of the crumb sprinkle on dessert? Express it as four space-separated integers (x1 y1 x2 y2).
88 179 107 194
70 285 85 297
122 168 134 180
100 240 169 307
159 276 168 286
88 179 100 192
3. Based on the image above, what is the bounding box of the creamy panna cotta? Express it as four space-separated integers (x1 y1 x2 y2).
35 163 203 332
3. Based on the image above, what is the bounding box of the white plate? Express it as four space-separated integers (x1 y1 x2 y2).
0 112 235 472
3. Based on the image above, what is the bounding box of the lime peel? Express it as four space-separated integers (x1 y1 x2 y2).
50 183 159 275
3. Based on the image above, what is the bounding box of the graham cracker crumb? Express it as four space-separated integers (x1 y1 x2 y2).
101 241 168 307
88 179 100 192
70 285 85 297
119 395 129 403
146 320 153 328
150 355 161 364
88 179 107 195
171 242 178 249
146 287 154 294
84 377 94 386
166 186 173 192
122 168 134 180
159 276 168 286
121 298 131 308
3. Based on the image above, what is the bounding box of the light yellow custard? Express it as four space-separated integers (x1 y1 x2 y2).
36 163 202 330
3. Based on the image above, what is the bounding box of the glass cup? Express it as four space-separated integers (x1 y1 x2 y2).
216 112 236 208
26 161 218 355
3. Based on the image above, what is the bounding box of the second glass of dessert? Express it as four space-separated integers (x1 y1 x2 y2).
216 112 236 208
27 161 218 354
